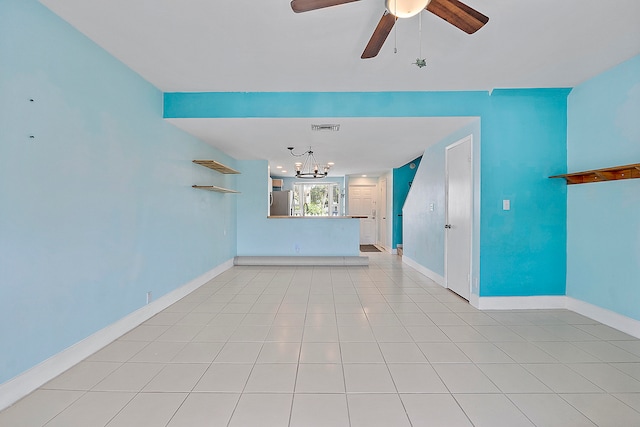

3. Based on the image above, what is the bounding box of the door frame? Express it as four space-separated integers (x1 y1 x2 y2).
348 184 377 245
378 178 388 249
444 135 474 300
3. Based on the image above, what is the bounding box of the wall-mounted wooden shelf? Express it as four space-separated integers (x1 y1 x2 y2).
192 185 240 193
550 163 640 185
193 160 240 174
192 159 240 194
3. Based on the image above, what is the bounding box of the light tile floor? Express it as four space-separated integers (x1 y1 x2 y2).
2 253 640 426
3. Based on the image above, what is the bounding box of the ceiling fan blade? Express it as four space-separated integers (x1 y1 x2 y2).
426 0 489 34
361 11 397 59
291 0 359 13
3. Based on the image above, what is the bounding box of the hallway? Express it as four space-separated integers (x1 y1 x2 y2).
2 253 640 426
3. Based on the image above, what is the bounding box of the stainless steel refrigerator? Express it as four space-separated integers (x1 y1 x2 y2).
270 190 293 216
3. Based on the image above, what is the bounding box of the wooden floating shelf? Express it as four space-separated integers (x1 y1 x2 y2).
192 185 239 193
192 159 240 193
550 163 640 185
193 160 240 174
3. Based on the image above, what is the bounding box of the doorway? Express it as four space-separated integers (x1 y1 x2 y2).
378 178 388 249
445 136 473 300
348 185 376 245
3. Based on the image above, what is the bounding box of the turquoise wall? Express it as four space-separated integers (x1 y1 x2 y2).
164 91 489 119
403 89 570 298
393 157 421 249
479 90 568 296
0 0 237 383
566 55 640 320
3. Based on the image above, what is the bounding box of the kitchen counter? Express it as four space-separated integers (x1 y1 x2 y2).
268 215 367 219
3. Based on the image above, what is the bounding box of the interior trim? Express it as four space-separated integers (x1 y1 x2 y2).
234 256 368 266
476 295 567 310
566 297 640 339
477 295 640 339
402 256 445 286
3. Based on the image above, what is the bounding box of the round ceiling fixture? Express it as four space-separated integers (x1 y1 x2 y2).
386 0 431 18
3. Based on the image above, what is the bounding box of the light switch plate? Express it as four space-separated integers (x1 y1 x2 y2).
502 199 510 210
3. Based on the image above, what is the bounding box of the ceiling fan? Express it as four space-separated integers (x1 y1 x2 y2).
290 0 489 59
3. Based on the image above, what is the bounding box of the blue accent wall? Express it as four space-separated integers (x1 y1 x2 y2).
393 157 422 249
479 90 569 296
164 91 490 118
0 0 237 383
566 55 640 320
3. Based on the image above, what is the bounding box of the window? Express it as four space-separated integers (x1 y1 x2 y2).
292 182 343 216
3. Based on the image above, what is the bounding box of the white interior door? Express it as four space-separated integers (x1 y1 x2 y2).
378 178 387 248
445 136 473 300
348 185 376 245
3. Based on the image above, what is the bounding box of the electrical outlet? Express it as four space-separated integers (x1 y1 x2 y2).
146 291 152 304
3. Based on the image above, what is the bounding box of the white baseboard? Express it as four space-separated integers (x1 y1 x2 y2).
396 259 640 340
476 295 567 310
402 256 445 287
375 243 394 254
475 295 640 340
234 256 368 266
566 297 640 339
469 293 480 308
0 259 234 411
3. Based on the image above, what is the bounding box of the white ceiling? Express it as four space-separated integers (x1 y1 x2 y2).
40 0 640 176
167 116 478 177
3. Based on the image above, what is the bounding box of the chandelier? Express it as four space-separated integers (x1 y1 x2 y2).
287 146 332 179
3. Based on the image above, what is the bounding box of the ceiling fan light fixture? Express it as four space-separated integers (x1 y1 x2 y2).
292 0 488 59
386 0 431 18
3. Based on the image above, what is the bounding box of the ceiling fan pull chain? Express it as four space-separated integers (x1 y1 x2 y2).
419 12 422 57
394 0 398 53
394 29 397 54
413 11 427 68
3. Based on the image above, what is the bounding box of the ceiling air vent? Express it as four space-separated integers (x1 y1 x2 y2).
311 124 340 131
